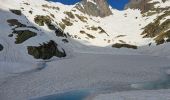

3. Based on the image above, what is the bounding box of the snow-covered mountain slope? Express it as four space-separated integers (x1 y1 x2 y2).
0 0 169 59
0 0 169 67
0 0 70 83
0 0 70 61
0 0 170 99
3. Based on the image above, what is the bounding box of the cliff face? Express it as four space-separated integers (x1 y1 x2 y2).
125 0 152 13
75 0 112 17
125 0 169 13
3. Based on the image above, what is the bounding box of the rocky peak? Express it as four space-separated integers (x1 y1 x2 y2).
75 0 112 17
125 0 151 13
125 0 169 13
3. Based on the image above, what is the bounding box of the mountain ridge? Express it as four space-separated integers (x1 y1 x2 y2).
125 0 170 13
75 0 112 17
0 0 169 61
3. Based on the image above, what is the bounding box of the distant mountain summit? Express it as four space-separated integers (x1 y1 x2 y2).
75 0 112 17
125 0 169 13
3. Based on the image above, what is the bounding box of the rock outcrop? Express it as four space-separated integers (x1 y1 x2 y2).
125 0 169 13
125 0 152 13
75 0 112 17
27 40 66 60
0 44 3 51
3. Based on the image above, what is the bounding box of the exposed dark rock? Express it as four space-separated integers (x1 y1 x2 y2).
115 35 127 38
62 18 73 26
50 13 55 18
75 0 112 17
0 44 3 51
90 26 98 31
12 30 37 44
34 15 52 26
7 19 39 44
75 14 88 22
42 4 60 10
59 22 66 30
29 10 33 14
27 40 66 60
86 33 95 39
9 9 22 15
80 30 86 34
79 30 95 39
98 26 108 35
141 11 170 45
34 15 59 30
34 15 59 31
47 24 57 30
125 0 169 13
55 28 65 37
85 25 108 35
7 19 26 28
155 30 170 45
7 19 38 30
64 11 75 19
8 34 13 37
62 39 69 43
119 40 126 44
23 2 30 5
34 15 67 37
112 43 138 49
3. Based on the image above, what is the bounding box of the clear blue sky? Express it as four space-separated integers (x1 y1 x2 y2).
50 0 129 10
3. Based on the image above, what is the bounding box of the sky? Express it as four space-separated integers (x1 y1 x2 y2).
51 0 129 10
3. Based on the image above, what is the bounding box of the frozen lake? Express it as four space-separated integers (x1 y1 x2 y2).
33 72 170 100
0 53 170 100
32 90 90 100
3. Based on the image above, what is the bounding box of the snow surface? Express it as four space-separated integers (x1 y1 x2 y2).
0 0 170 99
0 53 170 100
93 89 170 100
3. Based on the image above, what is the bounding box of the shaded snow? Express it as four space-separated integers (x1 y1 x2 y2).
93 89 170 100
0 53 170 100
